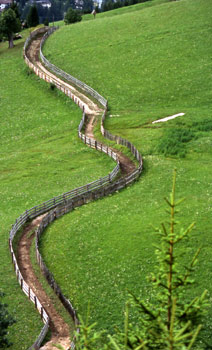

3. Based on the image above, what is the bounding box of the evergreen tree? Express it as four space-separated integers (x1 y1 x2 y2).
36 3 48 24
47 0 63 22
83 0 93 13
43 17 49 26
0 8 21 48
102 0 114 11
26 4 39 27
64 7 82 24
10 0 20 19
0 291 16 348
73 170 208 350
108 170 208 350
64 0 76 12
21 3 30 22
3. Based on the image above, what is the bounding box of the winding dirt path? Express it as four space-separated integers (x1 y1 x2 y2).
16 31 136 349
17 216 71 350
84 115 135 175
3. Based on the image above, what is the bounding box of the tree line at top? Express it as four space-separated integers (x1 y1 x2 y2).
0 0 151 48
16 0 94 24
1 0 151 29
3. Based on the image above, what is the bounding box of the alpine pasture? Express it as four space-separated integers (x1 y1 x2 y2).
42 0 212 343
0 30 114 349
0 0 212 348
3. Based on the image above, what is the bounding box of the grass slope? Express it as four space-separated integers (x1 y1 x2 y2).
0 31 114 348
41 0 212 345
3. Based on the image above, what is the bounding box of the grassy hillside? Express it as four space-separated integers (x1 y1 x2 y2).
82 0 170 21
41 0 212 344
0 31 114 348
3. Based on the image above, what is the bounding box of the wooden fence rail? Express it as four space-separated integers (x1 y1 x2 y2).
39 28 107 108
9 26 143 350
9 239 50 350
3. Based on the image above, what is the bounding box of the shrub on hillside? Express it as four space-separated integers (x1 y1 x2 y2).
64 8 82 24
157 128 194 158
192 119 212 132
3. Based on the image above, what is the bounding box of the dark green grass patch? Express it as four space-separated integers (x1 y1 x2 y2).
192 118 212 132
157 128 195 158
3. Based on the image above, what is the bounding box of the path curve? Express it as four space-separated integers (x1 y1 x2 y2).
27 32 136 174
11 27 141 350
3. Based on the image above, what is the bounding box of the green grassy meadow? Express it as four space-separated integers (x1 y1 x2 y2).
0 31 114 348
40 0 212 345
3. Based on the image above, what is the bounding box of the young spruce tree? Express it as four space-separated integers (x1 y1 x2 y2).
0 291 16 348
108 169 208 350
66 170 208 350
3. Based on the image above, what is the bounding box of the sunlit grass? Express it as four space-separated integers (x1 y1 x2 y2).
0 30 114 348
41 0 212 345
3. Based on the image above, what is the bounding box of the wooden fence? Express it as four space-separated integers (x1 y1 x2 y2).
9 239 49 350
39 28 107 108
9 26 143 350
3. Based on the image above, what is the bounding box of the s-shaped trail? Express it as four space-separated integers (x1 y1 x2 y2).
16 29 137 350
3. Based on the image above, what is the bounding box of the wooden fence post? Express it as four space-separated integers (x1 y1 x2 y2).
41 307 43 320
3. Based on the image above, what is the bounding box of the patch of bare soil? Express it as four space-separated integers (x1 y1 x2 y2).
116 151 136 175
84 115 96 138
26 34 43 63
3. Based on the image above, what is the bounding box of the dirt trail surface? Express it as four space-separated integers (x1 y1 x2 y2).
27 33 135 174
27 34 101 116
17 216 71 350
84 116 135 174
16 31 136 349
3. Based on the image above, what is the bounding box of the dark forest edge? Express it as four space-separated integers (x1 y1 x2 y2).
0 0 154 35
